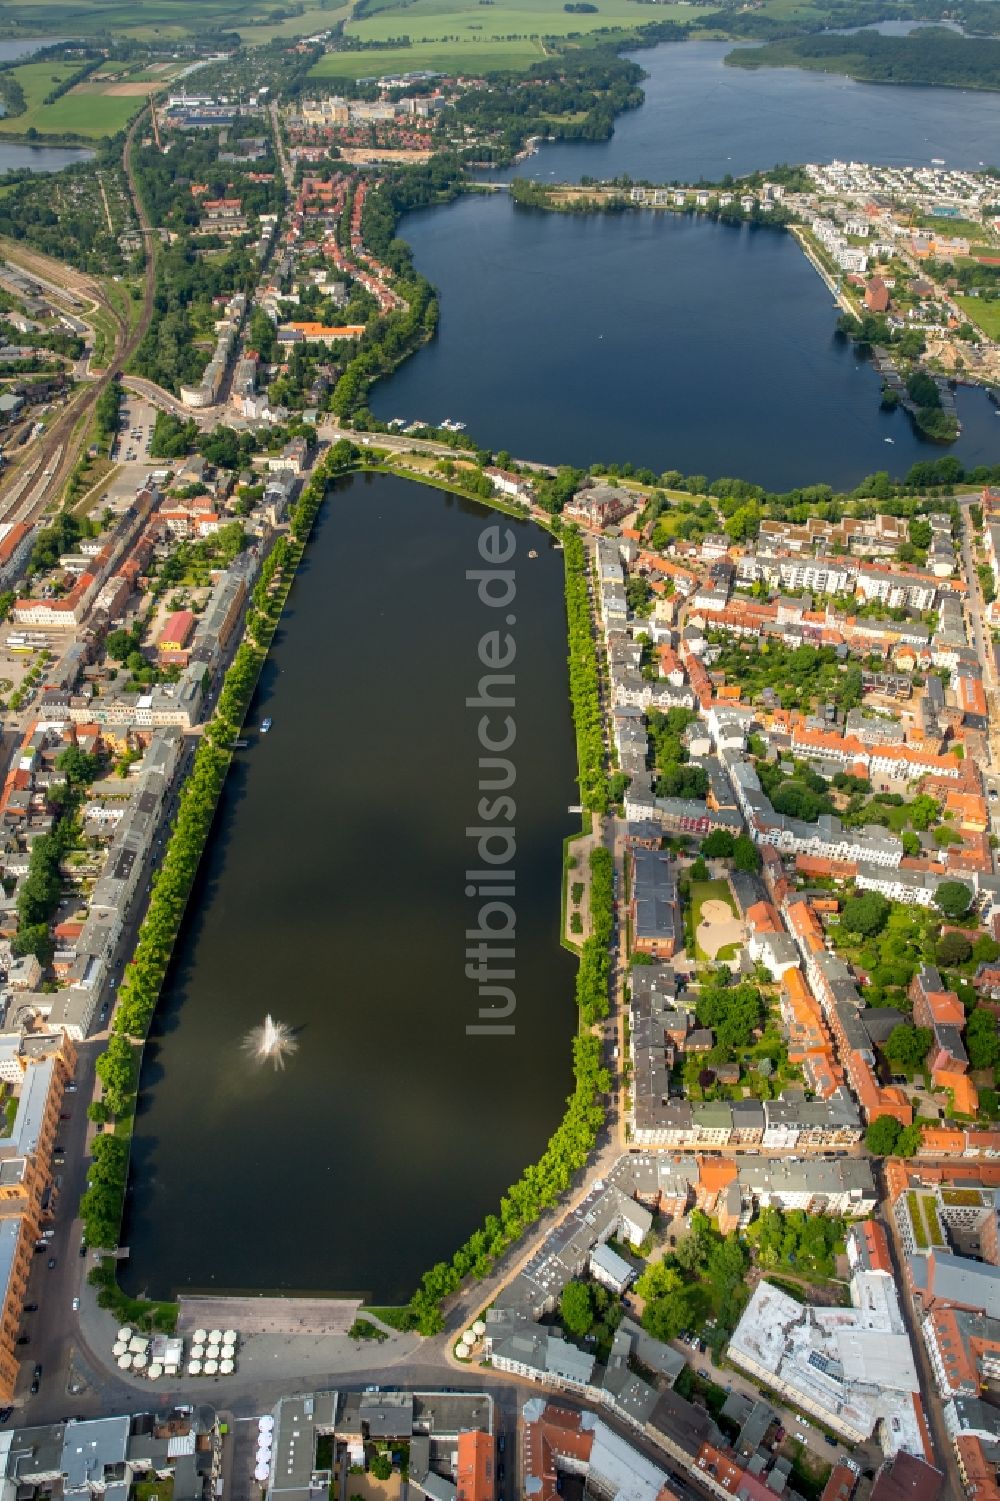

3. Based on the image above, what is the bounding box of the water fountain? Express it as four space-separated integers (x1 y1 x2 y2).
243 1014 298 1070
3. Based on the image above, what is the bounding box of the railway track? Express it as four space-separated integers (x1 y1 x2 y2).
0 105 158 531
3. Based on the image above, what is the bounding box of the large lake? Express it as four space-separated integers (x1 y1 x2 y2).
371 37 1000 489
122 472 578 1301
371 198 1000 490
502 38 1000 184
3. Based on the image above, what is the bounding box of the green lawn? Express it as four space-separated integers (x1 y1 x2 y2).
956 295 1000 340
0 0 339 42
308 0 693 74
346 0 660 44
0 61 146 137
0 58 78 128
689 877 738 960
311 37 547 75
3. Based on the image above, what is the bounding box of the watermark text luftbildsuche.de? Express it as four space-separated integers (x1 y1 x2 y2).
465 523 518 1036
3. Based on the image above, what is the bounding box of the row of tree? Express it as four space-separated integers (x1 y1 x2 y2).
406 844 614 1333
82 451 342 1252
563 529 610 814
577 847 613 1026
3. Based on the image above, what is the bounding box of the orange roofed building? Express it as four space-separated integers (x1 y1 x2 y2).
456 1431 495 1501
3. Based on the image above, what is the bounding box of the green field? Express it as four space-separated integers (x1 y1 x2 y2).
0 0 346 42
689 878 739 961
349 0 664 42
956 294 1000 340
308 0 694 73
312 37 547 73
0 58 79 119
0 58 146 136
1 90 145 138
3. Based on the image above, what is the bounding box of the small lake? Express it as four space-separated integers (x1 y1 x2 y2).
121 471 578 1302
0 38 62 62
498 38 1000 184
371 197 1000 491
0 142 93 173
0 37 92 173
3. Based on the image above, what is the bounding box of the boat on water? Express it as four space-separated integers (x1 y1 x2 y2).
528 549 538 558
260 718 272 735
931 157 946 165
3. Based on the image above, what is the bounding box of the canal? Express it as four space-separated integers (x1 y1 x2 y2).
121 471 578 1302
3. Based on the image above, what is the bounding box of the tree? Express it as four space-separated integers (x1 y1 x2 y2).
644 1285 693 1341
841 891 890 937
865 1116 902 1155
105 627 140 663
689 856 709 882
701 829 734 858
935 881 973 920
56 744 102 787
635 1261 693 1340
936 930 971 966
370 1456 393 1482
883 1024 932 1072
732 835 760 873
967 1008 1000 1071
11 923 53 964
896 1122 924 1157
972 935 1000 965
901 831 920 857
560 1280 595 1338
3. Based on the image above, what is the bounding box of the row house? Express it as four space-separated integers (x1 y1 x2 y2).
630 1085 863 1151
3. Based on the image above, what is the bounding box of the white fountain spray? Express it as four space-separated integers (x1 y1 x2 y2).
243 1014 298 1070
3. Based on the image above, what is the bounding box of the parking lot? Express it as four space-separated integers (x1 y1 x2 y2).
103 398 159 515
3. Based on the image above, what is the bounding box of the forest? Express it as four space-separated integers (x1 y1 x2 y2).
725 27 1000 90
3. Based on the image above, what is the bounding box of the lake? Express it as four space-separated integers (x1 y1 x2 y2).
121 472 578 1302
0 38 92 172
0 142 92 172
499 38 1000 184
371 198 1000 491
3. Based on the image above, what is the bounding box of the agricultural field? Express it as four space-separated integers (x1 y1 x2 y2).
346 0 676 44
0 0 348 43
312 38 546 74
309 0 693 74
956 295 1000 340
0 59 150 137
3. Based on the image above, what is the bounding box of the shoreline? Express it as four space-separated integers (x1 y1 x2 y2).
95 452 343 1325
106 454 599 1324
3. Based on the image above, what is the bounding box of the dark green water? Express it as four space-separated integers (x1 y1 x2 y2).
121 472 578 1301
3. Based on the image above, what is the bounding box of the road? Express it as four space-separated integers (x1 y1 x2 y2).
270 99 295 192
12 737 198 1414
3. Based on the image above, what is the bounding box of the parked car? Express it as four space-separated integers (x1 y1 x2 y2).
16 1336 29 1346
71 1297 80 1312
0 1407 13 1423
23 1304 37 1313
47 1258 56 1270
